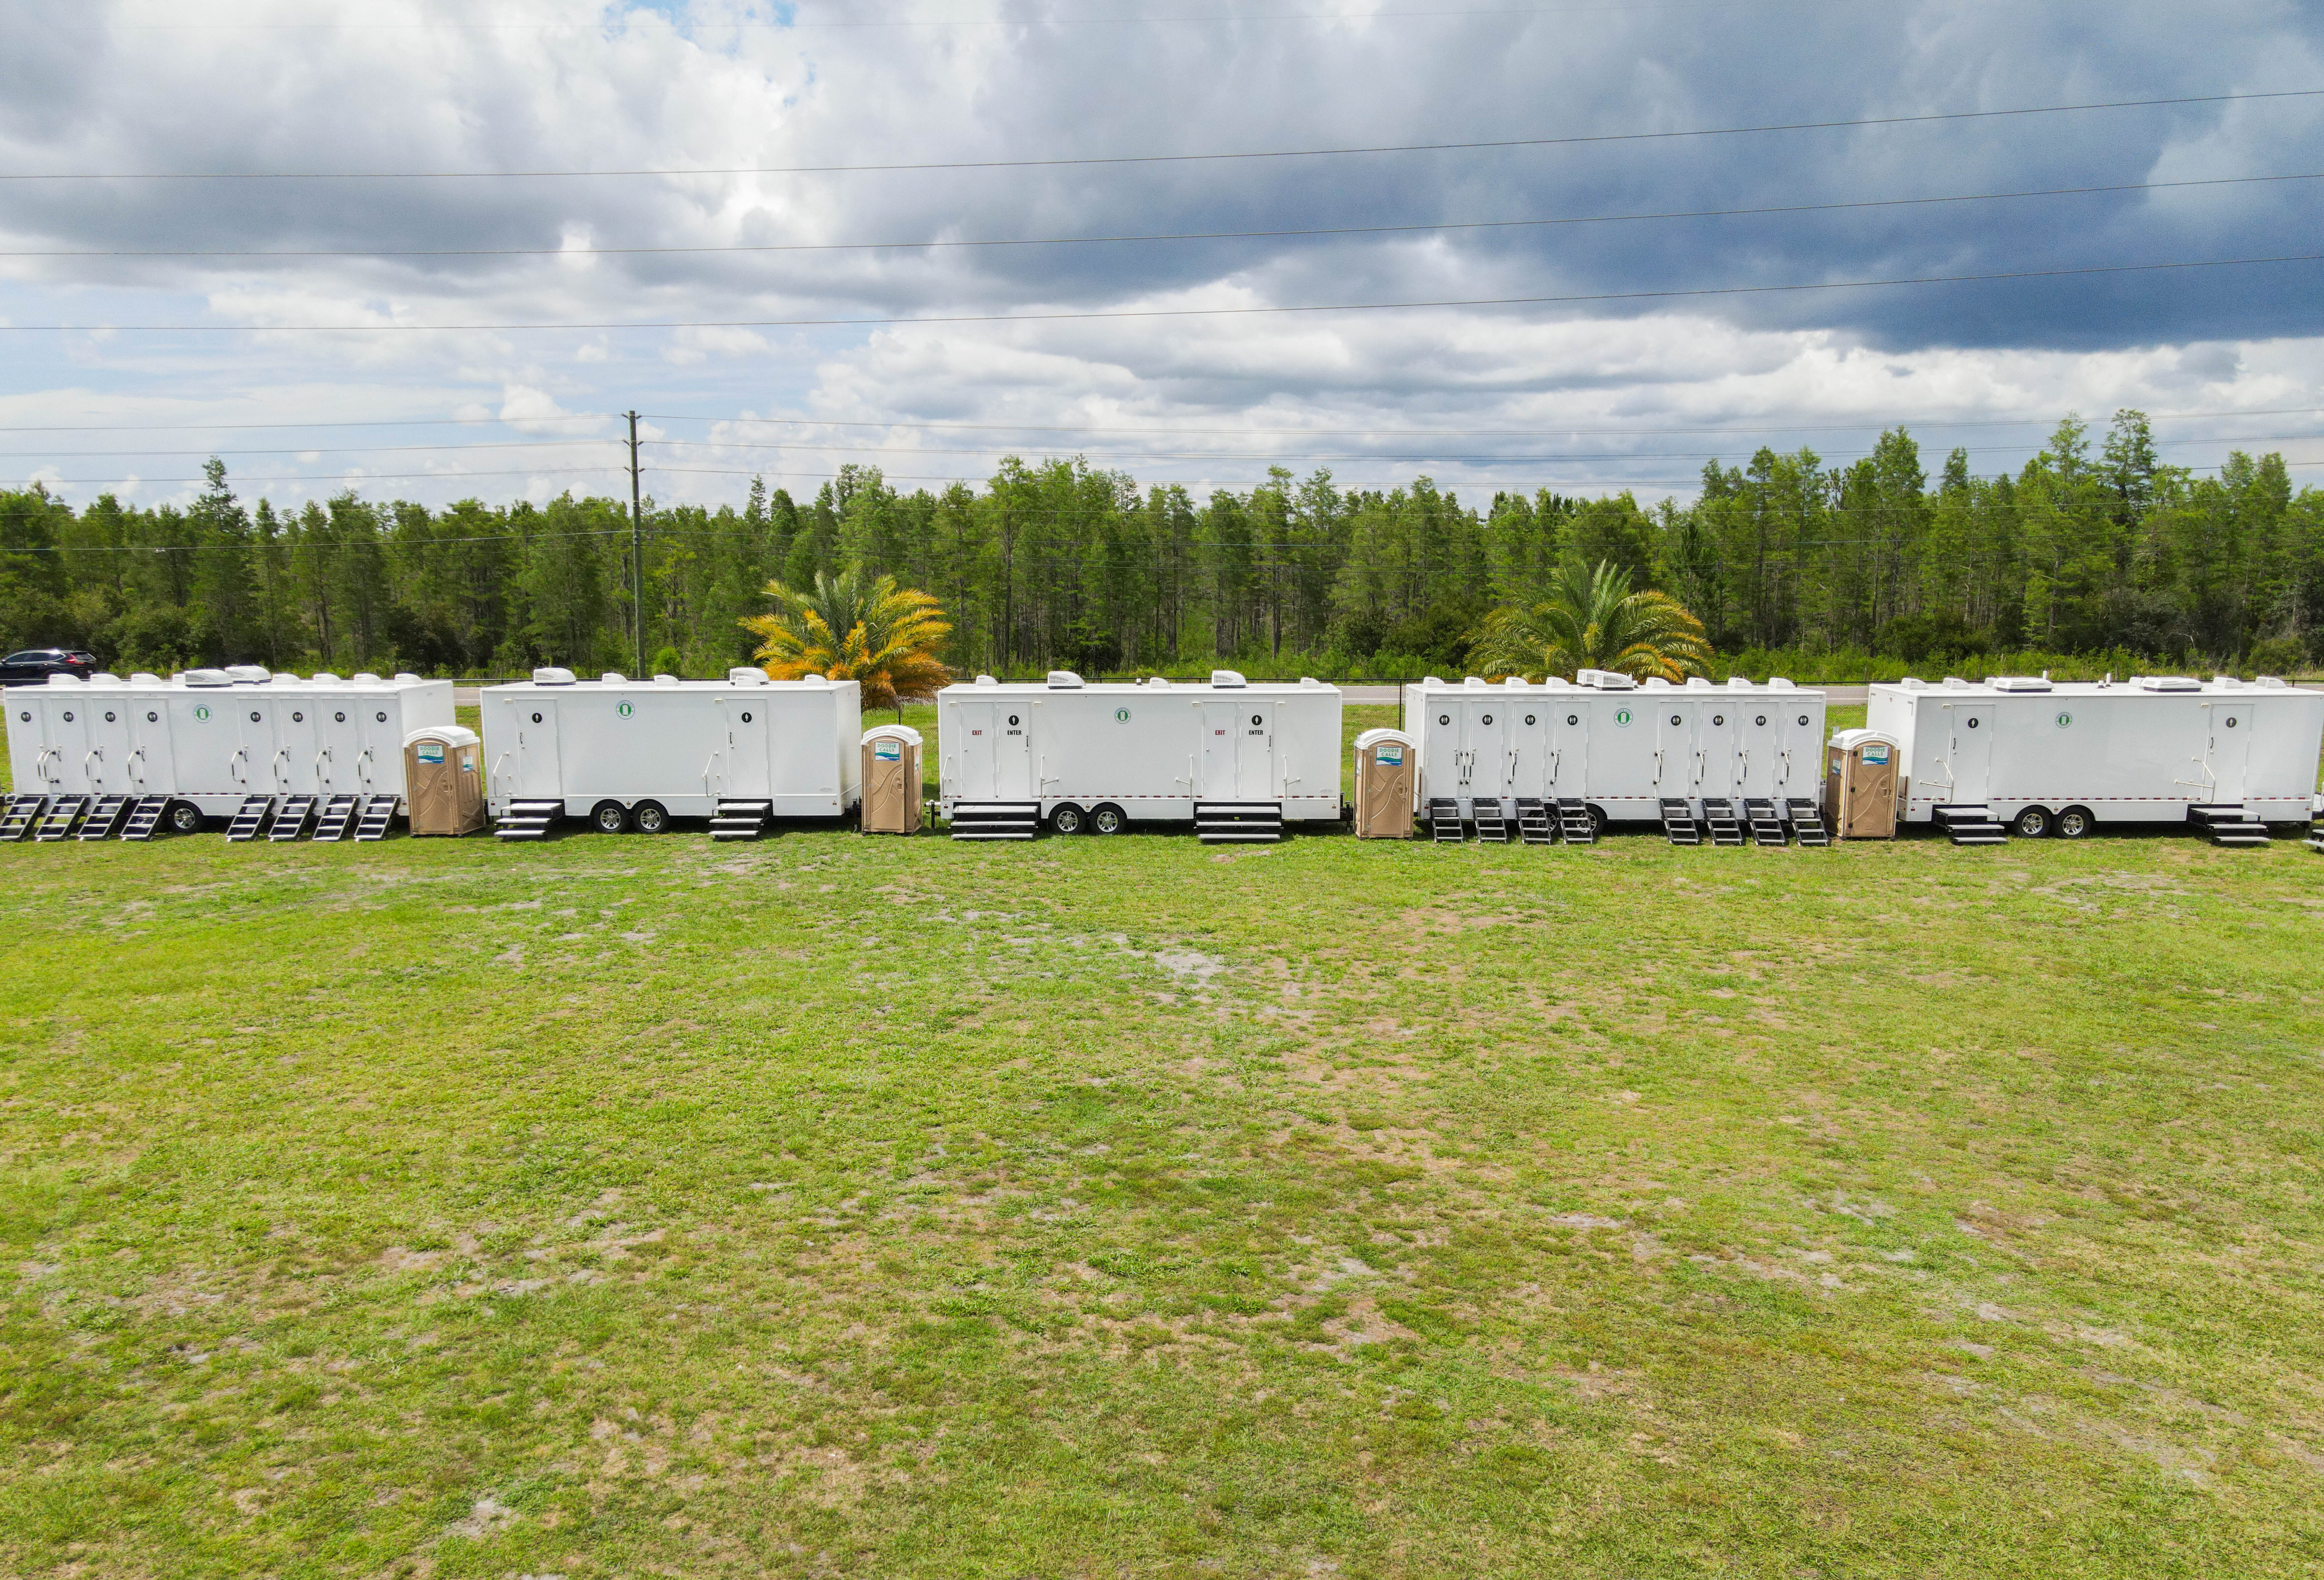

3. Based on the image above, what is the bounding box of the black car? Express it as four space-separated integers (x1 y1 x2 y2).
0 649 97 685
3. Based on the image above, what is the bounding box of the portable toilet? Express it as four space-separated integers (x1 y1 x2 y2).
860 723 924 834
403 725 486 836
1825 729 1899 839
1352 728 1415 839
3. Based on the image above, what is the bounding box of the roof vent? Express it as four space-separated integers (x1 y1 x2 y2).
2134 675 2201 692
88 672 123 686
1301 676 1324 688
1642 677 1671 689
1685 677 1713 690
974 673 998 686
1899 677 1928 690
129 672 161 684
311 672 343 685
1768 677 1796 690
1209 669 1246 687
1989 675 2053 692
44 672 84 686
393 672 420 683
1504 676 1529 688
1942 677 1974 689
600 672 628 685
351 671 382 684
1046 670 1085 688
1148 677 1171 688
1421 675 1444 686
531 667 576 685
2256 675 2290 688
1727 677 1753 690
1464 676 1489 689
727 666 768 685
654 673 680 687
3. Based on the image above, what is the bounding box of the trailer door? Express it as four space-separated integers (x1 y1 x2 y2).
129 696 177 797
1944 701 1994 804
2205 700 2253 802
86 696 134 793
35 696 86 790
1461 700 1508 804
514 698 563 800
1737 702 1778 797
1547 700 1589 795
1200 700 1241 798
315 699 362 794
1654 701 1693 794
234 695 277 791
1237 700 1277 799
1698 703 1739 799
718 697 773 799
1773 701 1818 797
277 701 320 793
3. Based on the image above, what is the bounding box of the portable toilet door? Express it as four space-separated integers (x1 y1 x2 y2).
1697 699 1740 801
1773 697 1819 798
2204 695 2253 803
85 689 135 794
315 694 362 794
403 727 486 836
1546 697 1588 798
1653 699 1694 796
1825 730 1899 838
512 696 565 801
1352 728 1415 838
953 695 1035 800
1460 693 1510 810
38 688 89 792
127 691 177 798
1941 698 1995 804
860 725 923 834
718 694 775 802
277 697 321 794
1201 696 1276 800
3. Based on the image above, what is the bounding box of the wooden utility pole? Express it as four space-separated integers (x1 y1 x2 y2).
626 410 646 676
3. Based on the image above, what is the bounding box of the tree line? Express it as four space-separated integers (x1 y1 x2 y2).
1 411 2316 680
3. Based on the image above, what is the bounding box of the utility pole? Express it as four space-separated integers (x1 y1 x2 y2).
626 410 646 676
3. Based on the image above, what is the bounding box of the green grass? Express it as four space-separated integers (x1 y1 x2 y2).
2 709 2322 1577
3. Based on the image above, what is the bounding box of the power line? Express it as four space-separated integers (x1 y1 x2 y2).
8 251 2318 334
12 171 2314 259
3 89 2306 181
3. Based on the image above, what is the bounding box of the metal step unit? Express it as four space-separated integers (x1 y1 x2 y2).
312 794 362 842
268 793 318 842
74 794 134 842
1743 797 1787 847
35 795 92 841
710 799 773 842
225 795 277 842
0 793 47 842
1932 804 2008 847
1659 797 1701 846
1557 798 1598 845
493 798 559 842
1471 800 1511 844
2189 804 2269 848
1702 798 1747 847
1514 797 1554 845
118 797 167 842
1786 797 1831 847
1195 802 1285 844
947 802 1040 841
1426 797 1465 844
353 796 401 841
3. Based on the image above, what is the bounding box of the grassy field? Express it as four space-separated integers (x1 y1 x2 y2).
4 706 2323 1578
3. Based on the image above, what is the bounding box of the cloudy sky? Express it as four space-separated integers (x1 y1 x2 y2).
3 0 2322 512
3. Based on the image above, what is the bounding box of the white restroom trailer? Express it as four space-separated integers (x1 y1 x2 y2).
3 669 451 840
1867 674 2324 844
480 668 861 840
1402 671 1826 844
937 671 1342 841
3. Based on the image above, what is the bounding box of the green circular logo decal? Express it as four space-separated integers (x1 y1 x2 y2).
617 702 634 718
1115 707 1130 722
1614 708 1633 728
2055 711 2073 728
193 705 210 721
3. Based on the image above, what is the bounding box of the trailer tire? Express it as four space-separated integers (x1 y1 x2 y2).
1049 802 1087 835
591 800 631 834
2012 805 2053 839
632 801 671 835
2055 806 2094 839
1090 803 1126 835
166 800 205 834
1585 804 1610 839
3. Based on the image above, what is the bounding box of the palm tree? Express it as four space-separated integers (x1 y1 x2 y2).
1468 558 1714 682
740 569 953 715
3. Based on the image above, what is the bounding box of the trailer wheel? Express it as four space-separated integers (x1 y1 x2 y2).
632 801 671 835
1049 802 1087 835
591 800 631 834
2012 805 2053 839
1090 803 1126 835
2055 806 2094 839
1585 804 1610 840
167 800 204 834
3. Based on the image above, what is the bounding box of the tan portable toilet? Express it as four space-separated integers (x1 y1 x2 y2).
860 724 924 834
1825 728 1900 839
403 725 487 836
1352 728 1416 839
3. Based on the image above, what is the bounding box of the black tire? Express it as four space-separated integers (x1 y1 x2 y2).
2012 805 2053 839
166 800 204 834
632 801 670 835
1090 803 1126 835
1049 802 1086 836
2055 805 2095 840
591 800 630 835
1585 804 1610 840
